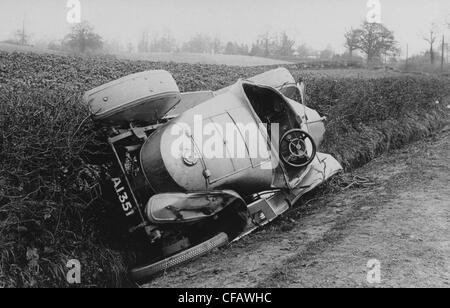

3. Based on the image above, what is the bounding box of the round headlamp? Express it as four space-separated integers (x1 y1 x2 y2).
182 148 198 166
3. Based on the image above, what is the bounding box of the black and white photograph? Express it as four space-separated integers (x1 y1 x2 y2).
0 0 449 292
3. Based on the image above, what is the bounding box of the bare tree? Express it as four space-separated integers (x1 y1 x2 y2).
149 32 177 53
64 21 103 53
344 28 361 58
296 44 314 59
225 42 249 55
257 32 271 57
276 32 295 57
423 24 438 65
138 32 150 53
211 38 224 54
181 34 214 53
127 42 134 53
250 32 295 57
319 45 335 60
250 40 264 56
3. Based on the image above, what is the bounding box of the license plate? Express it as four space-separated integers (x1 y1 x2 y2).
112 177 136 217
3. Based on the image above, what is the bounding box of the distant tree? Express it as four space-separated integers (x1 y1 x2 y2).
344 28 361 57
127 42 134 53
138 32 150 53
224 42 247 55
48 40 63 51
250 32 293 57
249 41 263 56
241 44 250 55
211 38 224 54
296 44 314 58
319 45 335 60
150 32 177 52
276 32 295 57
64 21 102 53
423 24 439 65
181 34 214 53
351 21 398 64
256 32 271 57
224 42 237 55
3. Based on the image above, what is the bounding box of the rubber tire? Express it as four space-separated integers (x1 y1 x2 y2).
130 232 229 282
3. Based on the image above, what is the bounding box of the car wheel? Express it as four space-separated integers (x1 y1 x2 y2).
130 232 229 283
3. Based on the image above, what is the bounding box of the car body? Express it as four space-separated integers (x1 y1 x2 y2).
83 67 343 281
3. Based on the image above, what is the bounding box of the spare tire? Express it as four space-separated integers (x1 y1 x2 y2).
83 70 181 127
130 232 229 282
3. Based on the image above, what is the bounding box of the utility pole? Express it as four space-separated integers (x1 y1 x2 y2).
441 36 445 72
18 13 27 46
21 17 25 45
405 44 409 71
445 43 449 64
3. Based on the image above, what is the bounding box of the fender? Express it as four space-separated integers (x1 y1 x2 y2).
145 190 246 224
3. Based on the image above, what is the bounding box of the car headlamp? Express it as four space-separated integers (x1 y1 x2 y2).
182 148 198 166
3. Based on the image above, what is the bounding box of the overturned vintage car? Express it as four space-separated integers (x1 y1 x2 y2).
83 68 342 282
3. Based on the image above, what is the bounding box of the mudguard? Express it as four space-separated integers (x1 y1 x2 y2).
145 190 245 224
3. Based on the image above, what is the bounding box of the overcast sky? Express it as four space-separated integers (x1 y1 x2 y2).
1 0 449 55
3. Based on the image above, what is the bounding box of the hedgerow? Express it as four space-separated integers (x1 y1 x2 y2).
303 76 450 169
0 51 449 287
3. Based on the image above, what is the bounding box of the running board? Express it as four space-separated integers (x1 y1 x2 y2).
232 191 291 243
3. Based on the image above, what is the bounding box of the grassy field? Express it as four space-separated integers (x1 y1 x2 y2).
0 42 291 67
115 51 292 66
0 42 65 56
0 50 449 287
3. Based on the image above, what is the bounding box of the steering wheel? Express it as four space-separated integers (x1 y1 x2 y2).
279 129 317 168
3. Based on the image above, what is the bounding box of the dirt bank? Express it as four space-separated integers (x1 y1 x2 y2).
144 127 450 288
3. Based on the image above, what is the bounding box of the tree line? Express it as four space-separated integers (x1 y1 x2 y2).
125 30 341 60
135 31 309 58
7 20 450 66
20 22 333 59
